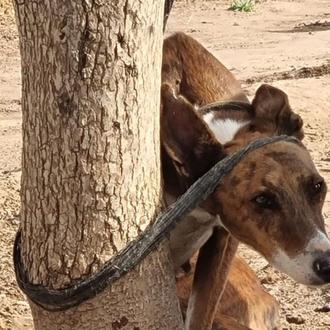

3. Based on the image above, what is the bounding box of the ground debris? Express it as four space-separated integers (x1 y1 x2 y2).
314 304 330 313
286 314 305 325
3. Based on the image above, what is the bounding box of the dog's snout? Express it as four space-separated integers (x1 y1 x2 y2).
313 253 330 283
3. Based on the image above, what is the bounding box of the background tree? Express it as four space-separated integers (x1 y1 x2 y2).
13 0 184 328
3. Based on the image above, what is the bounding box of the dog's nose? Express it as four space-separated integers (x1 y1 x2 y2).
313 256 330 282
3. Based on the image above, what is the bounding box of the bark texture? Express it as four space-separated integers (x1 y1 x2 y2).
14 0 183 328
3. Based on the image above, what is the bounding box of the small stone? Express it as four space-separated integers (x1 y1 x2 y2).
261 275 275 284
315 304 330 313
286 314 305 325
233 22 239 26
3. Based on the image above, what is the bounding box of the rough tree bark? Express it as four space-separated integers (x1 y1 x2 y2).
14 0 184 329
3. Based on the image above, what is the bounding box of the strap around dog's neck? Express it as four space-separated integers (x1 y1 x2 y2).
199 100 253 115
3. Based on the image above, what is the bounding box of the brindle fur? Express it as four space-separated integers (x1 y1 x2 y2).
162 85 326 330
176 255 279 330
161 33 325 330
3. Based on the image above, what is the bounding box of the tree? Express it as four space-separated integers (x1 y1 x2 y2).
13 0 183 328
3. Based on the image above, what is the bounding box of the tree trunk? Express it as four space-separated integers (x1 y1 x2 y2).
14 0 183 328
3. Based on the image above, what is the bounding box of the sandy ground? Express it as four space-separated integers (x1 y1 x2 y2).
1 0 330 329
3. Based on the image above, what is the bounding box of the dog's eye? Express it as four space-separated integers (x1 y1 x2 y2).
311 181 324 195
252 193 278 210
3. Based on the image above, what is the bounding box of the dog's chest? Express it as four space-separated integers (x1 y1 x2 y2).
203 112 250 144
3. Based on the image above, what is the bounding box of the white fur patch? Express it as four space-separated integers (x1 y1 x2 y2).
203 112 249 144
272 230 330 285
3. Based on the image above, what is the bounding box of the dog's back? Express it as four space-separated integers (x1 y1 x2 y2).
162 32 248 105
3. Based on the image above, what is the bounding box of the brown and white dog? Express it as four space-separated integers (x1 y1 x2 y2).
161 33 329 329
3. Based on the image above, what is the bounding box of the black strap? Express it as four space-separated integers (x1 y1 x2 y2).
199 100 253 115
13 135 298 311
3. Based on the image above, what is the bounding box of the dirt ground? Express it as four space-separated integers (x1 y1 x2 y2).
1 0 330 329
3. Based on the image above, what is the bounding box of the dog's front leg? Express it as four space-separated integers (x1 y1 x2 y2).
185 227 238 330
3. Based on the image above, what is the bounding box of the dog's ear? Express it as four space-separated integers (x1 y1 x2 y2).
161 83 225 180
252 84 304 139
252 84 289 120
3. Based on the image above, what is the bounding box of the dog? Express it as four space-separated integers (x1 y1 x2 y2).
161 33 326 330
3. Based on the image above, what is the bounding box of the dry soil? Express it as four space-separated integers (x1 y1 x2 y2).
1 0 330 329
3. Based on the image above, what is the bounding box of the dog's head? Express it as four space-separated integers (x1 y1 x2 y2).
211 137 329 286
161 84 330 286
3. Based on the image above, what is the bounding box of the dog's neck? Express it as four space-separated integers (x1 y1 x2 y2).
163 129 263 270
162 118 259 200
